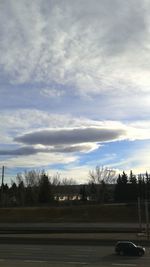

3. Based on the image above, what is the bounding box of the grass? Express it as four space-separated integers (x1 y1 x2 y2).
0 203 140 223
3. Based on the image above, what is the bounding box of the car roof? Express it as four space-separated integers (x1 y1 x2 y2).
116 241 135 245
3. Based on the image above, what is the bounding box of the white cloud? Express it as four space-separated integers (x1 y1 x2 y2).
0 152 78 169
0 109 127 137
0 0 150 180
0 0 150 99
110 143 150 175
0 110 88 140
1 108 150 152
40 88 65 98
47 165 90 184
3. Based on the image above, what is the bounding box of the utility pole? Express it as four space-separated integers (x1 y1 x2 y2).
138 197 142 232
145 199 149 240
145 172 149 240
1 166 4 206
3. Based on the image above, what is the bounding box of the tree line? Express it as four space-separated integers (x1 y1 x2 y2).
0 170 76 207
0 167 150 207
114 170 150 203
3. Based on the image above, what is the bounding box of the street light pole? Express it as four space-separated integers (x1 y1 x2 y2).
138 197 142 232
145 199 149 240
1 166 4 206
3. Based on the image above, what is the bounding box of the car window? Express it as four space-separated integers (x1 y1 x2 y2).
129 243 136 248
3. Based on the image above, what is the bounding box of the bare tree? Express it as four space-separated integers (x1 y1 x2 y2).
24 170 41 187
49 173 61 186
60 177 77 201
16 173 24 185
89 166 116 203
61 177 77 185
89 166 116 184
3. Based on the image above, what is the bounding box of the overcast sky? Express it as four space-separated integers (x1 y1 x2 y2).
1 0 150 183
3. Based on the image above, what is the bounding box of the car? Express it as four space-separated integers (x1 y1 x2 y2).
115 241 145 256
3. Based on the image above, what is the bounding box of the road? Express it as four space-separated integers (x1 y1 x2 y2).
0 243 149 267
0 222 148 266
0 222 145 234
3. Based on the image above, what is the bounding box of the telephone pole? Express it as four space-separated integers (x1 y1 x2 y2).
145 172 149 240
145 199 149 240
1 166 4 206
138 197 142 232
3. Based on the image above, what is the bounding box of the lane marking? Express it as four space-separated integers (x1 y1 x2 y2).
24 260 48 263
68 254 89 257
76 248 95 252
112 264 137 266
66 262 88 265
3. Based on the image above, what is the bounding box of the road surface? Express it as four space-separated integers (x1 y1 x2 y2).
0 222 144 233
0 243 149 267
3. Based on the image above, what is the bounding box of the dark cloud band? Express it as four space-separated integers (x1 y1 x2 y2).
0 143 98 156
15 127 125 146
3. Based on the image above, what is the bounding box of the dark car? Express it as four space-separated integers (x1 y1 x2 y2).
115 241 145 256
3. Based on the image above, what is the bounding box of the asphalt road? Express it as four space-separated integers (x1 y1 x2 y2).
0 243 149 267
0 223 144 233
0 223 148 266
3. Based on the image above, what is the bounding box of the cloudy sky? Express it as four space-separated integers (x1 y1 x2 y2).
0 0 150 183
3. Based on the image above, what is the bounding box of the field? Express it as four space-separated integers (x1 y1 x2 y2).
0 204 140 223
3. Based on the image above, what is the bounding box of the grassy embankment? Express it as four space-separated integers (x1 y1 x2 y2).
0 204 140 223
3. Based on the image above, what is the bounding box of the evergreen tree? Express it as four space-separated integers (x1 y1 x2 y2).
38 174 53 204
121 171 128 184
9 182 18 206
129 170 137 184
88 182 97 201
114 172 128 202
18 181 25 206
127 170 138 202
80 185 87 201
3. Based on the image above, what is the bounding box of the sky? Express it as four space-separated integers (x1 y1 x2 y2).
0 0 150 184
